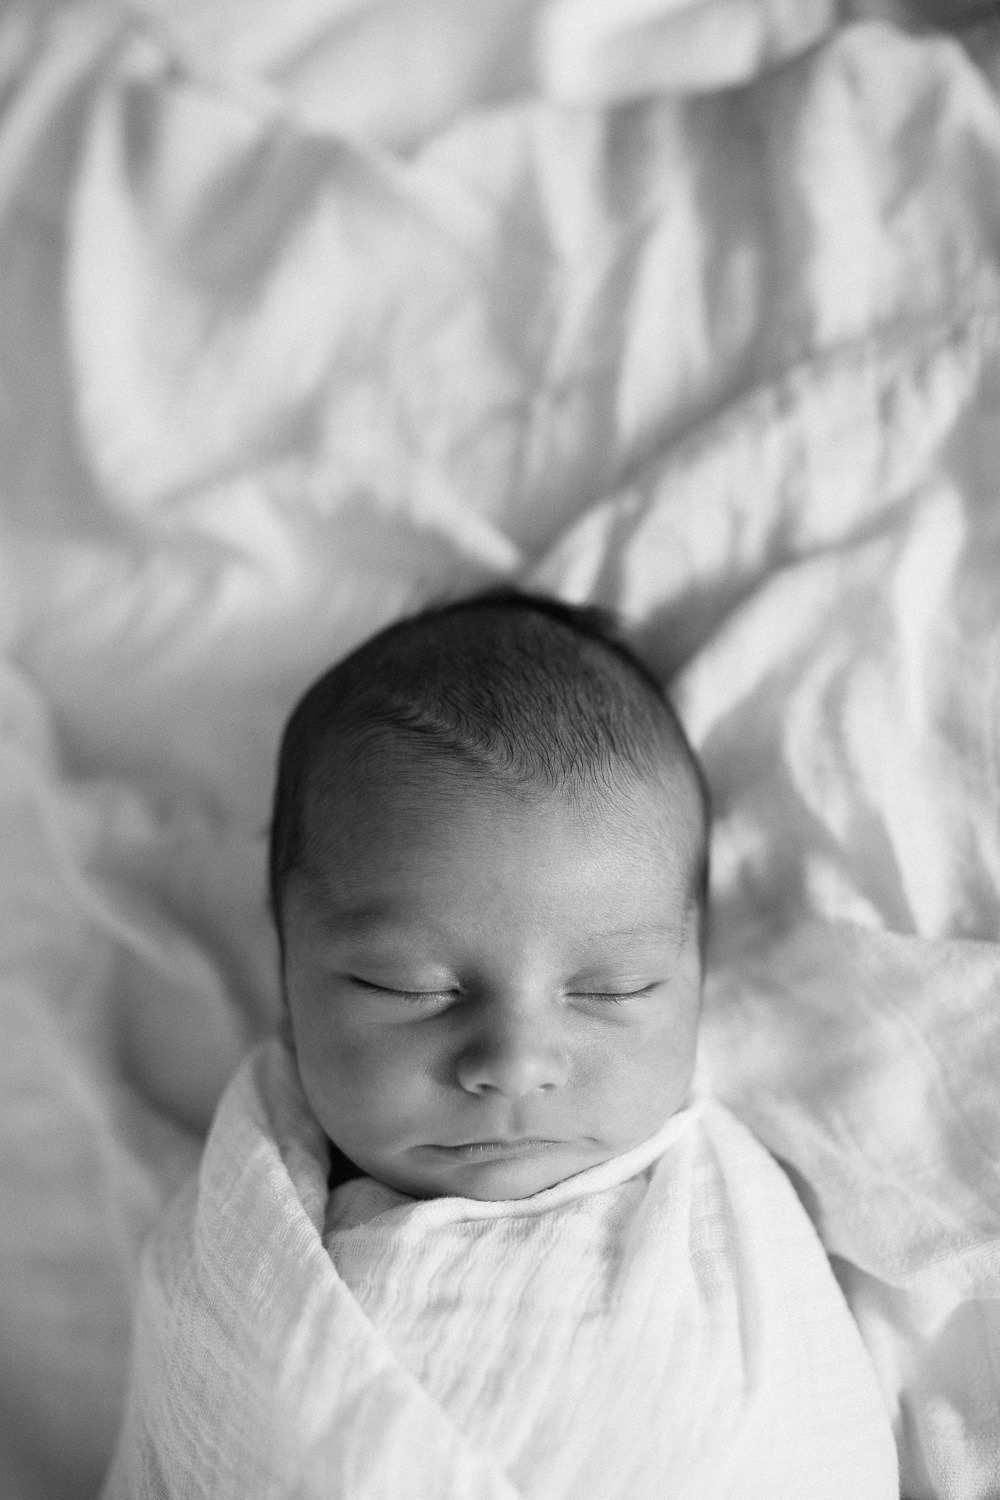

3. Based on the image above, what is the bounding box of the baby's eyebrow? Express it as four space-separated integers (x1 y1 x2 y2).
574 920 687 950
593 923 677 938
306 901 443 942
582 924 691 960
301 894 684 950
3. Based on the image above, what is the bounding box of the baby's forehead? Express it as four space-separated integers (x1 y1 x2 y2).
300 745 700 882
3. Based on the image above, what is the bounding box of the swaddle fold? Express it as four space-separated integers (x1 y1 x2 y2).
102 1038 898 1499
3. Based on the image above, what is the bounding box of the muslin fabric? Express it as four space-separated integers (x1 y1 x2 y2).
101 1037 899 1499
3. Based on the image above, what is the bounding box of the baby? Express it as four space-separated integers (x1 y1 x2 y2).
102 590 899 1500
270 588 709 1206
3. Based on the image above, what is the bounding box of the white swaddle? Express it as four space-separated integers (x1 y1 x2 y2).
101 1037 899 1499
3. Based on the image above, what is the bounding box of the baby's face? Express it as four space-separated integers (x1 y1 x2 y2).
282 757 703 1200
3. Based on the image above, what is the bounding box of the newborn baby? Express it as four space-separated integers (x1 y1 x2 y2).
102 590 899 1500
272 588 709 1204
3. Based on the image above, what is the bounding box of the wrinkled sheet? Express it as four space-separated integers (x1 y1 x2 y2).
2 1 1000 1497
99 1037 899 1500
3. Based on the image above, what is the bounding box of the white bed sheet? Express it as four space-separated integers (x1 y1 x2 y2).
2 2 1000 1496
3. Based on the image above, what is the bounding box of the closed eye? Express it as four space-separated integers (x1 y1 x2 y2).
351 977 457 1005
570 985 657 1005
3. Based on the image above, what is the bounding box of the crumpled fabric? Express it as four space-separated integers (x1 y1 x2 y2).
1 2 1000 1495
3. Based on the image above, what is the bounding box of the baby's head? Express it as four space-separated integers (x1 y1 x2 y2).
269 591 710 1200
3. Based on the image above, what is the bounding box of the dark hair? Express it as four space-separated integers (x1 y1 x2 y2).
268 589 709 942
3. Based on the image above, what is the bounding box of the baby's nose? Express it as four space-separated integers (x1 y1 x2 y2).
455 1002 569 1098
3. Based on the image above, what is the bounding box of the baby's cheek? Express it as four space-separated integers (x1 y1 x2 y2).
321 1029 429 1121
290 1013 365 1117
609 1023 695 1124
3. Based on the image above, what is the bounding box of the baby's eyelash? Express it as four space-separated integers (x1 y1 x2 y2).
352 978 454 1005
393 994 451 1007
573 986 653 1005
351 978 655 1006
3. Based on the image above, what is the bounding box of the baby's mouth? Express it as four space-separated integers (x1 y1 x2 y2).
425 1138 563 1160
